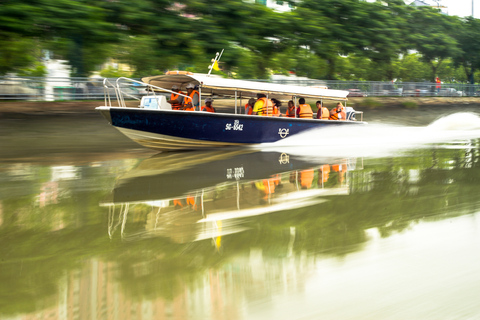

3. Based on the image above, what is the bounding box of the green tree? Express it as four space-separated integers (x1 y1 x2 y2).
452 17 480 85
408 7 461 83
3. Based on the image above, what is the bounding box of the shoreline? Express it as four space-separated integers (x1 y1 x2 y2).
0 97 479 118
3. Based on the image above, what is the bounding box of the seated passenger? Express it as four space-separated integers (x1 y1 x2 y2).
296 98 313 119
201 98 216 113
182 83 199 111
167 85 184 110
329 102 346 120
271 98 282 116
299 169 315 189
245 98 256 115
285 100 296 118
316 101 329 120
253 93 274 116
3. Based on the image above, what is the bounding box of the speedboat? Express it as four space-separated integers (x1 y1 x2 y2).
96 73 365 151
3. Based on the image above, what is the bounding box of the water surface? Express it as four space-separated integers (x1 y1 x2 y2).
1 112 480 319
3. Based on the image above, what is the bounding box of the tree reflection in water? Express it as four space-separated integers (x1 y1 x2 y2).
0 140 479 318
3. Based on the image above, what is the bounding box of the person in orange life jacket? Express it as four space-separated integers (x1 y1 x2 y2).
173 198 185 209
299 169 315 189
167 85 184 110
271 98 282 116
329 102 346 120
317 164 331 185
201 97 216 113
296 98 313 118
253 93 274 116
284 100 296 118
331 163 347 184
316 101 329 120
182 83 199 111
245 98 256 115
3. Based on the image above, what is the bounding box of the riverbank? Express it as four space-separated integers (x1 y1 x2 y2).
0 97 479 118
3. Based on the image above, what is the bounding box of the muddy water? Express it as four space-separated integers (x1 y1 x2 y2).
1 111 480 319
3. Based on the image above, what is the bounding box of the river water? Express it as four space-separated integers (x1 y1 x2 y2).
1 111 480 320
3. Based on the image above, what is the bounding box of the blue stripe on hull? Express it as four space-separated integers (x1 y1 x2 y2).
107 108 362 144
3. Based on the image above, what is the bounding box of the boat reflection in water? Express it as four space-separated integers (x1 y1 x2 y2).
102 149 361 246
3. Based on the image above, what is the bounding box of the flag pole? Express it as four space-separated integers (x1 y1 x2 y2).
207 49 224 77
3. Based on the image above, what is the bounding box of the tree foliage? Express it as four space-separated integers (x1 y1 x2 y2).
0 0 479 82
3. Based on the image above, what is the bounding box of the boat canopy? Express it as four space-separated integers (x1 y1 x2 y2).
141 74 348 101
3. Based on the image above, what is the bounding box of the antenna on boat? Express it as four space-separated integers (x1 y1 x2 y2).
207 49 224 77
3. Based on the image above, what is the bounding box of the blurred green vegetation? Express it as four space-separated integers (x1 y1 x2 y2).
2 0 480 82
0 143 479 314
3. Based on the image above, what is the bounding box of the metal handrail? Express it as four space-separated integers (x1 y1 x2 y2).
103 78 115 107
112 77 191 108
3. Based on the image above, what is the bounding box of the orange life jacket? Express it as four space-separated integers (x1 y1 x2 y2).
317 107 329 120
262 178 277 199
257 97 274 116
245 103 253 115
329 107 346 120
186 195 198 210
318 164 331 184
285 107 296 118
300 169 314 189
183 90 199 111
273 106 280 116
173 199 184 208
170 91 184 110
201 105 215 113
298 104 313 119
331 163 347 183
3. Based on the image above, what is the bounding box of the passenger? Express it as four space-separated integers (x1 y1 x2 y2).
329 102 346 120
299 169 315 189
253 93 274 116
167 85 184 110
331 163 347 184
316 101 329 120
318 164 331 185
285 100 296 118
296 98 313 119
182 83 199 111
271 98 281 116
245 98 256 115
201 97 216 113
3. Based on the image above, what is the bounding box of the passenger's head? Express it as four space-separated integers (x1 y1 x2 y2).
172 85 179 92
248 98 256 106
316 101 322 108
299 98 305 104
288 100 294 108
257 93 266 99
205 97 213 106
337 102 343 109
186 83 195 91
271 98 282 107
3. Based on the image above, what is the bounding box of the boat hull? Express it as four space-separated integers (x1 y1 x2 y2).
97 107 365 151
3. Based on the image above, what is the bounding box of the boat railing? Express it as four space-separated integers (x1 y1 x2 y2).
103 78 116 107
103 77 191 108
354 111 363 122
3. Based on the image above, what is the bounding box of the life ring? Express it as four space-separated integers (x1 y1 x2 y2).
165 70 193 75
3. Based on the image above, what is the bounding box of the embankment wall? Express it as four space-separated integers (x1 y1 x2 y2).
1 97 480 117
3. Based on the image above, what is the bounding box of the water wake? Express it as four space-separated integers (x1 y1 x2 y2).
258 112 480 159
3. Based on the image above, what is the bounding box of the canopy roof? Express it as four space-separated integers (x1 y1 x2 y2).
141 74 348 101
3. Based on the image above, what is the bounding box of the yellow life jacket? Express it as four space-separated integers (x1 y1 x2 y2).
258 97 274 116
